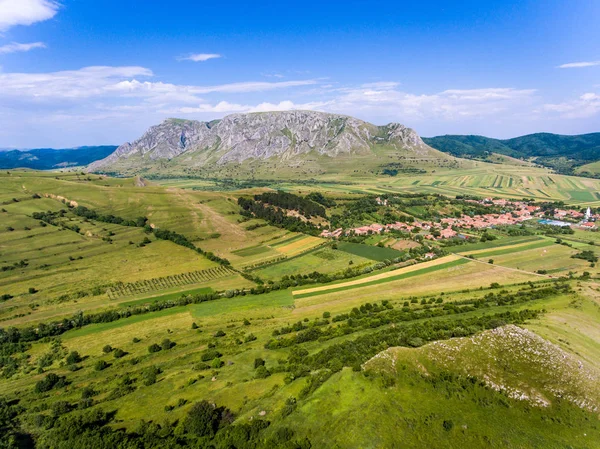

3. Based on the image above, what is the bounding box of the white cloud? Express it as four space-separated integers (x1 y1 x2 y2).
0 41 46 54
0 66 154 99
543 92 600 119
322 84 537 121
161 100 328 115
178 53 221 62
557 61 600 69
0 0 59 31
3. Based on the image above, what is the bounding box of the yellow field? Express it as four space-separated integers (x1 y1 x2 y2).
292 255 461 296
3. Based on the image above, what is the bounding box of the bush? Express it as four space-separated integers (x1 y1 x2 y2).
254 358 265 369
102 345 113 354
94 360 108 371
201 349 222 362
214 330 226 338
255 365 271 379
148 344 161 354
142 366 161 386
28 287 38 294
113 348 126 359
184 400 227 438
191 322 199 329
161 339 175 350
211 358 224 369
66 351 82 365
443 420 454 431
34 373 65 393
51 401 72 416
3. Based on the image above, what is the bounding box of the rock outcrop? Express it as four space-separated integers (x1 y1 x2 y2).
88 110 442 174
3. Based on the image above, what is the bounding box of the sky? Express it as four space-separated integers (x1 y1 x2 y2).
0 0 599 148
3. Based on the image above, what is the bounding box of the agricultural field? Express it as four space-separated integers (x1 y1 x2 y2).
1 170 600 448
159 163 600 205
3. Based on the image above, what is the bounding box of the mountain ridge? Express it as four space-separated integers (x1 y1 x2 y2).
88 110 455 177
0 146 117 170
423 132 600 174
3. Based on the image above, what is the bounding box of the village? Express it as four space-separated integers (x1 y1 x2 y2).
321 197 600 240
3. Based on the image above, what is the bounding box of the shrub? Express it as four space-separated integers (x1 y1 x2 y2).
34 373 65 393
102 345 113 354
211 358 224 369
201 349 222 362
148 344 162 354
142 366 161 386
254 358 265 369
51 401 72 416
94 360 108 371
113 348 126 359
214 330 226 338
191 322 199 329
255 365 271 379
161 339 175 350
443 420 454 431
28 287 38 294
184 400 225 438
65 351 82 365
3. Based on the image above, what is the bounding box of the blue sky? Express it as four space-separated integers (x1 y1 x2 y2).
0 0 599 148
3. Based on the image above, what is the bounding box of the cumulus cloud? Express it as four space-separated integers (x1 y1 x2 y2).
557 61 600 69
322 84 537 121
543 92 600 119
160 100 328 115
178 53 221 62
0 0 59 31
0 41 46 54
0 66 320 112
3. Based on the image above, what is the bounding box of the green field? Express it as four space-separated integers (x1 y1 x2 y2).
337 241 406 261
1 170 600 448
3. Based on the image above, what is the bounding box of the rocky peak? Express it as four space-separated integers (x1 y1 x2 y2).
89 110 438 172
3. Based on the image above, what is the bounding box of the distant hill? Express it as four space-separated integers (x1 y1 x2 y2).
0 146 117 170
88 111 465 179
423 133 600 174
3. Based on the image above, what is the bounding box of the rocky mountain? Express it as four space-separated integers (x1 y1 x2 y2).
88 111 457 178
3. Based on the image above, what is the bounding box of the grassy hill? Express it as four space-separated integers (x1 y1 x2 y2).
424 132 600 174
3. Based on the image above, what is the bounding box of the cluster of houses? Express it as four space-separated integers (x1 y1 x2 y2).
320 198 599 240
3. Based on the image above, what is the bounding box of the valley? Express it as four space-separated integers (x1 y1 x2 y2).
1 163 600 448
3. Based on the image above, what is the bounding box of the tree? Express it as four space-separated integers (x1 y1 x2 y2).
184 400 224 438
66 351 82 365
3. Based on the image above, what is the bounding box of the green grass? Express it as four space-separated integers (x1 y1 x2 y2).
119 287 213 307
451 235 542 253
254 247 371 280
293 258 470 299
337 241 405 261
468 239 554 258
231 245 271 257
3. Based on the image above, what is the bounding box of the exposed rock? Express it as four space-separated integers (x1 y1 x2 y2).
88 110 439 174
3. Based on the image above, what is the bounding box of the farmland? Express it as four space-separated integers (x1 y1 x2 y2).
1 170 600 448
